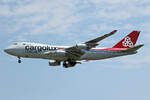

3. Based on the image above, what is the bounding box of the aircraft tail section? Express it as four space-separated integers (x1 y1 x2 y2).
113 31 140 48
121 44 144 53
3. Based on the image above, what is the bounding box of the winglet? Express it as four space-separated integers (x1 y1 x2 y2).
110 30 117 35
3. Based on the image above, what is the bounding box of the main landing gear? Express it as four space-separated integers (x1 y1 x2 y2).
63 59 77 68
18 57 21 63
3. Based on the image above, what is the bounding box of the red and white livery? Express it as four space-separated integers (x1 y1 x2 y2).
4 30 144 68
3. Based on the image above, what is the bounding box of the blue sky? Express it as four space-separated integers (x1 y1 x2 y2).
0 0 150 100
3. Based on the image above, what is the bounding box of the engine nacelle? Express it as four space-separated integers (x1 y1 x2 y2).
49 61 60 66
76 43 87 49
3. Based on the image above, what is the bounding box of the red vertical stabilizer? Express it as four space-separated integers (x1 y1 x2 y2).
113 31 140 48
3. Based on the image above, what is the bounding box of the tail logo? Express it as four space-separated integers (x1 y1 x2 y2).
122 37 133 47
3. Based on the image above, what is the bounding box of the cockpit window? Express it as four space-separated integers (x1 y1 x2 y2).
13 43 18 45
23 43 26 45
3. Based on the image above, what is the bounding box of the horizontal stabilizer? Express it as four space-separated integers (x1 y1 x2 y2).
121 44 144 52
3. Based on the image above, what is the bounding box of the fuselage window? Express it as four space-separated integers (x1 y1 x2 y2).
13 43 18 45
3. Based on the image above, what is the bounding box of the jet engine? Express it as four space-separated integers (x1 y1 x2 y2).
49 61 61 66
76 43 98 49
76 43 87 49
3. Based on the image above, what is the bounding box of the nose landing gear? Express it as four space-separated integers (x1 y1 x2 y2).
18 57 21 63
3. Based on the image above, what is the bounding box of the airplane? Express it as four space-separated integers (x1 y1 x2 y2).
4 30 144 68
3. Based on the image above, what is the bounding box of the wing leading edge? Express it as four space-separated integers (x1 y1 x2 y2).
65 30 117 59
85 30 117 44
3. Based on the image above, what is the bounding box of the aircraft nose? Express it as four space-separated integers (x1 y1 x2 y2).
4 48 12 54
4 45 19 56
4 49 7 53
4 46 17 55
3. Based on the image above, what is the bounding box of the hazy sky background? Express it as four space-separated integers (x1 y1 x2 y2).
0 0 150 100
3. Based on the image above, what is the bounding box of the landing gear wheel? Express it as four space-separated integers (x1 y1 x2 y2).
62 59 77 68
18 57 21 63
18 59 21 63
63 61 68 68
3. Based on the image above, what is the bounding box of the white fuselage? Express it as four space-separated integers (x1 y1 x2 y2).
4 42 136 61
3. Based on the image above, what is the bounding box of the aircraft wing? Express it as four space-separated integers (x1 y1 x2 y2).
65 30 117 59
85 30 117 44
65 46 85 59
